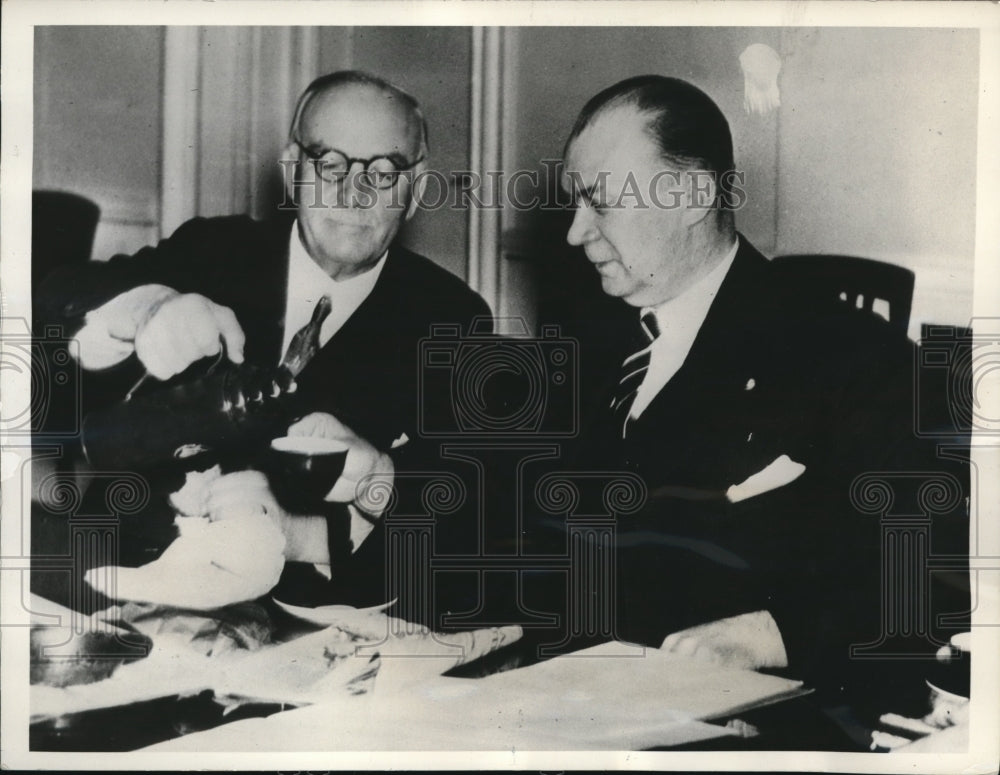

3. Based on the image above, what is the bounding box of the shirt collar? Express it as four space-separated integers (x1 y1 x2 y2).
641 237 739 339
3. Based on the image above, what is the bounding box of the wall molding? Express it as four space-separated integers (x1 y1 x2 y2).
159 26 319 232
468 27 503 315
159 26 201 238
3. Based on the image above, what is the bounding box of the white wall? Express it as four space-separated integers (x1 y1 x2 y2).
34 26 163 260
774 27 978 338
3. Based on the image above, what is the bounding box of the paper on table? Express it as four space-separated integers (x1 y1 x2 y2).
893 723 969 753
31 608 522 719
32 644 213 720
272 599 525 693
31 627 366 721
473 639 804 719
145 693 737 751
146 641 805 751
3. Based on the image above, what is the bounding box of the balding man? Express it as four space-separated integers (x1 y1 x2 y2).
37 71 490 611
553 75 968 711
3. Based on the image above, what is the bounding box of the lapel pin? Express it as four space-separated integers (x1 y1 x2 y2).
745 378 756 390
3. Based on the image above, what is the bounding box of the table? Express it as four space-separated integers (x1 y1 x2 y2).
32 631 813 752
33 594 951 753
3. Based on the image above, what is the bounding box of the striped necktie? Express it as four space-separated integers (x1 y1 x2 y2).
610 311 660 438
280 295 333 377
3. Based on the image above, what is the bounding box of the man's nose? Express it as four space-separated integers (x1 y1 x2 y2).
566 203 598 246
338 163 373 207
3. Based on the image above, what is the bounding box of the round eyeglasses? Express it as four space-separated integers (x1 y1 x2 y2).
293 136 424 190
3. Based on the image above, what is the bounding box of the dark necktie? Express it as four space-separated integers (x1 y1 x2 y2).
280 295 333 377
610 311 660 438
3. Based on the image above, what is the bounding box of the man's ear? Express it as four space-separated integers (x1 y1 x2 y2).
681 169 716 227
280 142 300 202
404 160 428 221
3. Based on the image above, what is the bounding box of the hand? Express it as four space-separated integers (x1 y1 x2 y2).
203 470 281 523
203 470 330 564
287 413 394 513
85 472 286 610
131 292 245 380
661 610 788 671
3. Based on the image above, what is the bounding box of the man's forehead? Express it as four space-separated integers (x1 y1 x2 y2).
301 84 419 154
563 106 658 190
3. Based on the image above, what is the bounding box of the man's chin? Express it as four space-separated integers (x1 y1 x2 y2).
310 244 384 278
600 276 634 301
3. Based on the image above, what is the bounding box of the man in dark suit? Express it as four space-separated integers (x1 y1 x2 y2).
551 75 968 709
34 70 490 613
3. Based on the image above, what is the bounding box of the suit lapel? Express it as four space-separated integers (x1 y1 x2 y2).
610 238 783 488
293 245 415 449
637 236 772 420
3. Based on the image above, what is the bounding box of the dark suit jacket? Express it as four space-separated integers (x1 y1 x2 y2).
34 213 491 614
559 236 969 703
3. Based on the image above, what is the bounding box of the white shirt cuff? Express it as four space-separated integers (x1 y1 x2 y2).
320 452 394 554
324 451 395 518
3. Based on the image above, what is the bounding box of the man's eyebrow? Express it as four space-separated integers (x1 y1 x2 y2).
560 173 599 203
301 140 413 166
576 183 597 202
385 151 413 166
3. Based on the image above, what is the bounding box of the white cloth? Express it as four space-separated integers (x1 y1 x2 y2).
85 475 288 610
280 223 387 357
630 239 739 420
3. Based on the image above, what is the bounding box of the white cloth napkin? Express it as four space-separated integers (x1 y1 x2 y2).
85 468 286 610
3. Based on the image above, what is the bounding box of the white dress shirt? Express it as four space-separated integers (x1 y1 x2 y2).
629 239 739 420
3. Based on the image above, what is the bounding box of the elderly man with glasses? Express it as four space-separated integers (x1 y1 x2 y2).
36 70 490 615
